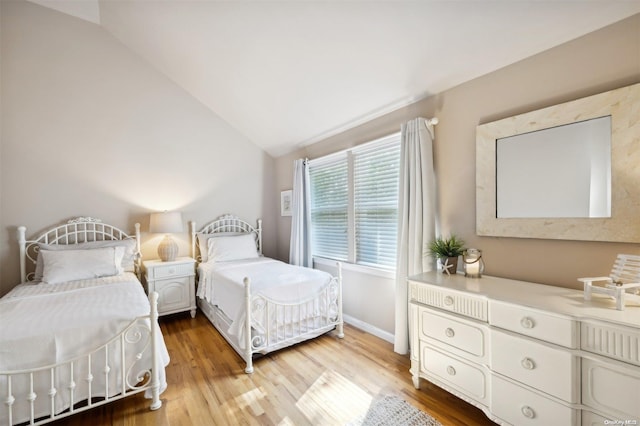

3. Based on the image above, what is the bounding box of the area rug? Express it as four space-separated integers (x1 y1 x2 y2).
348 394 443 426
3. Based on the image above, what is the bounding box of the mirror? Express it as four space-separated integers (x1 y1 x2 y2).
496 115 611 219
476 82 640 243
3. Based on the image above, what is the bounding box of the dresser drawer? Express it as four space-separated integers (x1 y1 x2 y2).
420 344 489 404
418 307 487 358
491 375 578 426
581 320 640 367
582 358 640 420
491 329 579 403
489 300 578 348
409 281 487 321
147 261 194 279
581 411 614 426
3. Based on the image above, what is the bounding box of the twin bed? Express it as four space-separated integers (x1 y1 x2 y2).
191 214 344 373
0 214 343 425
0 218 169 426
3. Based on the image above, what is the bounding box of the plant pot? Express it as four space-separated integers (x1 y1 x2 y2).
441 256 458 274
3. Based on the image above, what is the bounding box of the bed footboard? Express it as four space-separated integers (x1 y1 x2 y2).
1 292 163 425
243 262 344 374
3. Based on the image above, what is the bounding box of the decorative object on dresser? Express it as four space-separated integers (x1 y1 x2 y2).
143 257 196 318
149 210 183 261
579 253 640 310
1 217 170 426
191 214 343 374
462 248 484 278
427 235 465 275
408 271 640 425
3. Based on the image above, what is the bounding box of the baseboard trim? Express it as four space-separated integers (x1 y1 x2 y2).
343 314 394 344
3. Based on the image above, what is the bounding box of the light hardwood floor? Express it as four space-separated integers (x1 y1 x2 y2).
53 313 496 426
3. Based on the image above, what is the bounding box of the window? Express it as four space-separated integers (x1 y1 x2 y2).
309 133 401 269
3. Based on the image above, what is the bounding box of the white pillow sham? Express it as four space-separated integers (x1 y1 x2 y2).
207 234 258 263
34 239 137 281
197 232 247 262
40 246 125 284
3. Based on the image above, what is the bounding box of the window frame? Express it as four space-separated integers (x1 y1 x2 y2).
308 132 401 271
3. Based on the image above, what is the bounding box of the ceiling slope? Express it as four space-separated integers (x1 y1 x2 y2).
26 1 640 156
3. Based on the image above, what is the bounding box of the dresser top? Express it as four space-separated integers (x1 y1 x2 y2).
408 271 640 327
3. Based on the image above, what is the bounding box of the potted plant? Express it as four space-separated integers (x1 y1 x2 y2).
427 235 466 274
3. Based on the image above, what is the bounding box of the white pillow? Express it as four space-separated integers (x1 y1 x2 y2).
207 234 258 263
34 239 137 281
196 233 213 262
40 246 125 284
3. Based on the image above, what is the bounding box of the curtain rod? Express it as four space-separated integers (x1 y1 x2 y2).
424 117 438 126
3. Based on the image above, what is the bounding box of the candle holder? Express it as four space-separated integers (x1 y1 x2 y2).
463 248 484 278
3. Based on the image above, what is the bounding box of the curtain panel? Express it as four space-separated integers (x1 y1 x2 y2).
290 159 313 267
394 117 437 354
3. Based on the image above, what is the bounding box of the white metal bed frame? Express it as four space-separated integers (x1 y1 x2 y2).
191 214 344 373
2 217 163 425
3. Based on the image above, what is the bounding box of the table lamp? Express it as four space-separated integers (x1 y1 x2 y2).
149 211 183 262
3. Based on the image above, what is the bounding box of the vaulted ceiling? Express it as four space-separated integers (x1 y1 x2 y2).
27 1 640 156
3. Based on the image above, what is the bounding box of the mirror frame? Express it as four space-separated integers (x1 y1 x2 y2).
476 82 640 243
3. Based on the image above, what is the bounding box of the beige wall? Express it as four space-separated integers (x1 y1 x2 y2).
0 1 276 295
276 14 640 289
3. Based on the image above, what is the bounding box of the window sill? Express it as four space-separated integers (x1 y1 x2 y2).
313 256 395 280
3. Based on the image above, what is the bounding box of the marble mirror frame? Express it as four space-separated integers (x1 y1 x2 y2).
476 82 640 243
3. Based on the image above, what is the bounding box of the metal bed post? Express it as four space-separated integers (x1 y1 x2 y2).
149 291 162 410
336 261 344 338
244 277 254 374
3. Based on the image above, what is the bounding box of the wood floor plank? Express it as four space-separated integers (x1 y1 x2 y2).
51 313 496 425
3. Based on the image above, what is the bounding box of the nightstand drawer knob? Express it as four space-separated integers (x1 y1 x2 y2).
168 268 176 274
445 327 455 338
444 296 454 306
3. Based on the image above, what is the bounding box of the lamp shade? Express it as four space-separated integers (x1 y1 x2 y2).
149 211 183 234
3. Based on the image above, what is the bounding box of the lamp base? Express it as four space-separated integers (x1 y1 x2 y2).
157 235 178 262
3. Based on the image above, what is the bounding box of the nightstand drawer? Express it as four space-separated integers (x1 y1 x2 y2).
147 262 194 279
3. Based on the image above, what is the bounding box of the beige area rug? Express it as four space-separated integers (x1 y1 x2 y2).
348 394 443 426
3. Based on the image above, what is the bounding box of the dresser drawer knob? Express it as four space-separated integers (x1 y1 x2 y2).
443 296 454 306
520 316 535 329
521 357 536 370
445 328 455 338
446 366 456 376
521 405 536 419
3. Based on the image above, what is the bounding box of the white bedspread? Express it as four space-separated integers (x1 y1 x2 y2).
197 258 333 343
0 273 170 423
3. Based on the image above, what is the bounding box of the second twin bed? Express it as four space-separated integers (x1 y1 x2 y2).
191 214 344 373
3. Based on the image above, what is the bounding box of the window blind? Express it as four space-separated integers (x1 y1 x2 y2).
309 153 349 261
354 135 401 268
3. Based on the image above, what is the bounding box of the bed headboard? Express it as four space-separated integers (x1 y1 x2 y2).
190 214 262 262
17 217 141 283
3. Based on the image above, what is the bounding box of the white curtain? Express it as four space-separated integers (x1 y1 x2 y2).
394 118 437 354
289 159 313 267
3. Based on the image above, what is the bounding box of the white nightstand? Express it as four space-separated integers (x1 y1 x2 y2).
143 257 196 318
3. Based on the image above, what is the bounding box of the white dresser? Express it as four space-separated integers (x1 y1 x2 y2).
408 272 640 425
